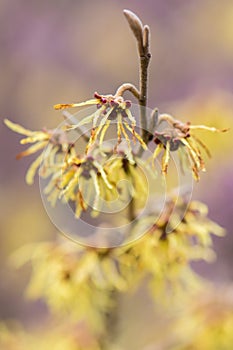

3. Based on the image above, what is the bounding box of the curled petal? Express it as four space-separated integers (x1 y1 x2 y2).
20 132 50 144
75 190 87 218
90 170 101 211
162 141 170 174
123 123 147 150
53 99 100 110
152 143 163 160
191 135 211 158
181 138 200 168
99 120 111 145
124 108 136 127
16 141 48 159
119 119 133 155
189 125 229 133
4 119 33 136
25 153 44 185
93 161 112 190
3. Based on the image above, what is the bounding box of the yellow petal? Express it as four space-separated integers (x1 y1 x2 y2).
75 191 87 218
152 143 163 160
123 123 147 150
124 108 136 126
189 124 229 133
93 161 112 189
192 135 211 158
25 153 44 185
59 169 76 188
181 138 201 169
162 141 170 174
99 119 111 144
101 258 127 291
16 141 48 159
53 99 100 110
20 132 49 144
4 119 33 136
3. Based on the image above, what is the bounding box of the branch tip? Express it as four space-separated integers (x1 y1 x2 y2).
123 9 143 25
123 9 143 49
143 25 150 51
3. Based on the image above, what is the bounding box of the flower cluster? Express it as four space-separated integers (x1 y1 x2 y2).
54 92 147 154
4 119 75 186
12 240 136 332
152 113 228 180
5 93 228 222
44 152 112 217
40 149 148 218
12 196 224 326
130 195 225 297
5 115 149 218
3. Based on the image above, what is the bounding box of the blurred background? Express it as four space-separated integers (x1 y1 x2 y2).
0 0 233 347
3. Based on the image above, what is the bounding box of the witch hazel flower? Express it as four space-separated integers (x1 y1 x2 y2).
58 153 113 218
4 119 75 185
54 92 147 154
151 113 228 180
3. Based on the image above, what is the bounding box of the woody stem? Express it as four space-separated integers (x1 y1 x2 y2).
139 43 151 142
123 10 151 143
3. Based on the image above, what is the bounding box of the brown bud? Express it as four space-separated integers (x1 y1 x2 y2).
123 9 144 54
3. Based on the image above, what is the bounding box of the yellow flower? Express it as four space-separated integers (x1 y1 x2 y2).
102 152 149 213
10 196 225 331
57 154 113 217
54 92 147 154
11 240 136 331
45 150 149 218
4 119 76 186
129 196 225 298
4 118 147 217
152 113 228 180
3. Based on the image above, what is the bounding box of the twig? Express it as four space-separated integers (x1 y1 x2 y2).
123 10 151 142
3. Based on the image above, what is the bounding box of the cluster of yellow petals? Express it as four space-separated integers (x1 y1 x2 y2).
152 113 228 180
10 196 224 329
54 92 147 154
